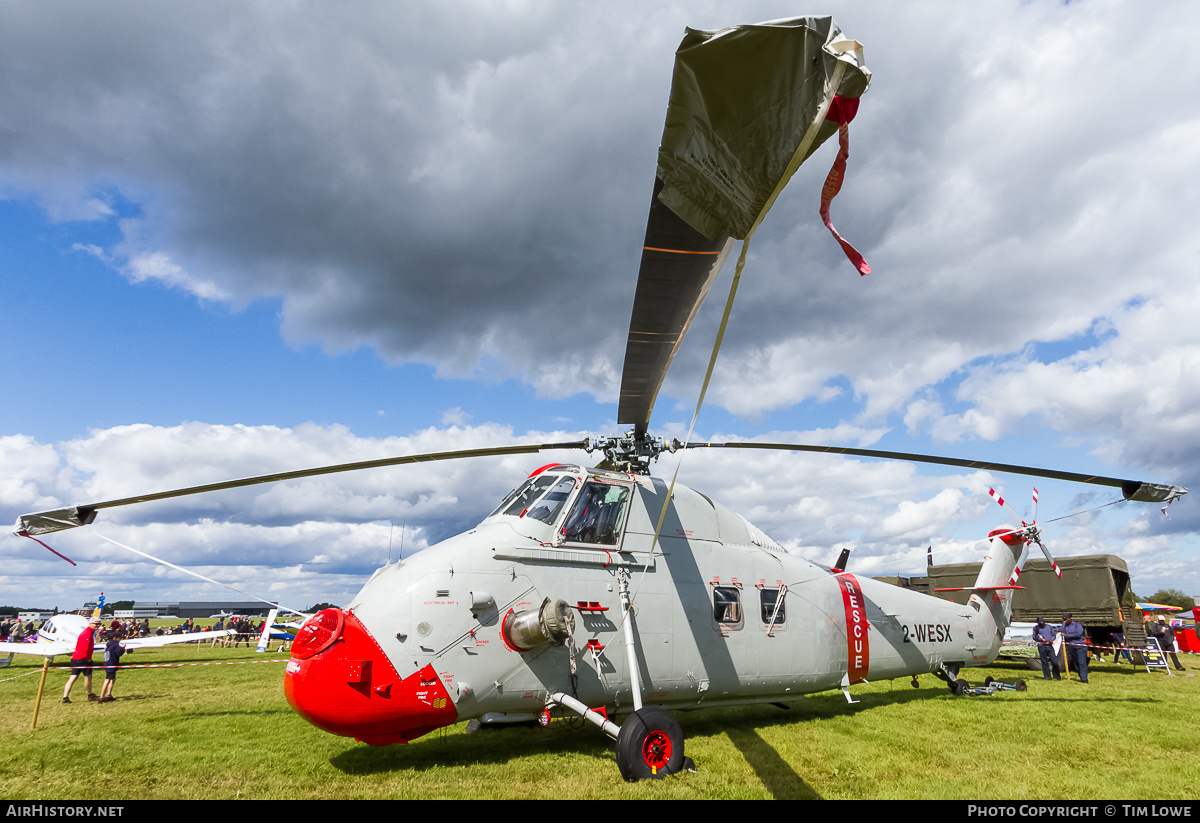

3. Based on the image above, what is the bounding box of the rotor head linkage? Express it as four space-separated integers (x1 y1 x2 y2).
586 431 681 475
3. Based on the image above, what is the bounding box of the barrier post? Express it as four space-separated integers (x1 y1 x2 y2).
31 658 49 730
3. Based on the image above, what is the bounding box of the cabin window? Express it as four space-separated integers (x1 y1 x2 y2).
560 480 631 546
759 588 786 626
526 476 577 525
712 586 742 628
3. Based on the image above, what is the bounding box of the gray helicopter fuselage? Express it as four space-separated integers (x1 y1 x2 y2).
342 464 1005 726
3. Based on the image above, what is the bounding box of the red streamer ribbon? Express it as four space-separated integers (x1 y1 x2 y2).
820 95 870 276
17 531 77 566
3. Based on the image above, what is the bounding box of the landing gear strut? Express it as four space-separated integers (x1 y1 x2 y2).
548 571 696 782
932 662 966 694
547 695 694 782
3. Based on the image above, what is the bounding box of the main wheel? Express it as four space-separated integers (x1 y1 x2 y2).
952 678 969 696
615 708 685 781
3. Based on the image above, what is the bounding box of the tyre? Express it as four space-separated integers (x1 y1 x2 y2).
1016 679 1027 692
615 707 685 781
952 679 969 696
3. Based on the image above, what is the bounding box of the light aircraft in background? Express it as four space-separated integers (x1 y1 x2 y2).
0 612 235 668
254 609 302 653
11 17 1188 781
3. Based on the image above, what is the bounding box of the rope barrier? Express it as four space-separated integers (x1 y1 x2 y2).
0 669 45 684
1008 640 1198 655
1 656 291 682
44 658 291 671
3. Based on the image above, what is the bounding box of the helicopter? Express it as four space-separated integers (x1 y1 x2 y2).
11 16 1188 782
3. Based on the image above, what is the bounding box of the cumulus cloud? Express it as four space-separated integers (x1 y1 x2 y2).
924 293 1200 479
5 1 1198 437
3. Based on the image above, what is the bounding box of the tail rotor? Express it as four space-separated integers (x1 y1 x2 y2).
988 486 1062 580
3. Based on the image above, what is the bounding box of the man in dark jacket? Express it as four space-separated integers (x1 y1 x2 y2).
1034 619 1062 680
1060 612 1089 683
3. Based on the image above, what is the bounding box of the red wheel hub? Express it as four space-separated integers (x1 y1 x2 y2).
642 730 672 771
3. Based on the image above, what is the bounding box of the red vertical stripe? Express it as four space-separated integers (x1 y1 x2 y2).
837 573 870 683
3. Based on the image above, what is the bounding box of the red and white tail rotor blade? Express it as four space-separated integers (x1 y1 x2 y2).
988 487 1025 525
1034 538 1062 579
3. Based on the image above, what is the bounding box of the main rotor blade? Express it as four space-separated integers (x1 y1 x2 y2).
617 18 870 438
14 440 589 536
685 441 1188 503
617 176 734 437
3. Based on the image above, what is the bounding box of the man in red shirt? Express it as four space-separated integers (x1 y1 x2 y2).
62 616 102 703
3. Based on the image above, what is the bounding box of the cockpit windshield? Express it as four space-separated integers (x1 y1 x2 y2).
525 475 577 525
490 474 556 518
488 471 631 545
489 473 578 526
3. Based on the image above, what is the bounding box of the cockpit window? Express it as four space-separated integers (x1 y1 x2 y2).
491 484 525 517
495 474 559 518
560 480 631 545
525 475 577 525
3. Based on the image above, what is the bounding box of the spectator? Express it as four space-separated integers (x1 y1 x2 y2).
99 630 130 702
1149 617 1187 671
1111 630 1134 665
62 616 102 703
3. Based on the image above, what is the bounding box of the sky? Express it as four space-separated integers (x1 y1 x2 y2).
2 0 1199 614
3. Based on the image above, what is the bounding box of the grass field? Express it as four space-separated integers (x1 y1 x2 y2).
1 641 1198 800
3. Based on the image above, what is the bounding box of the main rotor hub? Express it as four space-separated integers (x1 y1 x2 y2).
585 431 680 475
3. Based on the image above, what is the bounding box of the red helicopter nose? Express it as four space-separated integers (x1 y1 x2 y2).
284 608 457 746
